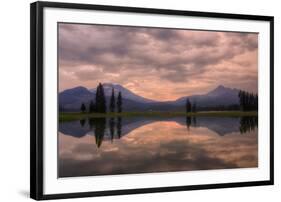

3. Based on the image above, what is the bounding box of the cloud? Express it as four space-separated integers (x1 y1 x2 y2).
59 23 258 100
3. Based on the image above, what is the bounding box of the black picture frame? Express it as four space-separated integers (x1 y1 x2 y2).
30 1 274 200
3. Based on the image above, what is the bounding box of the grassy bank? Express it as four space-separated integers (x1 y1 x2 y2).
59 111 258 122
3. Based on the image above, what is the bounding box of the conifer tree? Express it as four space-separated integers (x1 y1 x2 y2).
100 83 106 113
80 103 86 113
185 98 192 113
95 83 107 113
192 102 197 113
110 88 115 113
89 100 96 113
238 90 258 111
117 92 122 113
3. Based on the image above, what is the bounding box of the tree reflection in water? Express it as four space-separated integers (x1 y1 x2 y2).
79 119 86 127
84 115 257 148
186 117 191 131
94 118 106 148
109 118 115 141
117 117 122 139
239 116 258 134
88 118 106 148
88 118 95 129
87 117 123 148
59 115 259 177
185 116 257 135
192 117 197 127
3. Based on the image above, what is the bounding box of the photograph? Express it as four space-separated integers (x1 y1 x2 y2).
58 23 259 178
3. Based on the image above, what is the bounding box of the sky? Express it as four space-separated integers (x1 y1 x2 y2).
58 23 258 101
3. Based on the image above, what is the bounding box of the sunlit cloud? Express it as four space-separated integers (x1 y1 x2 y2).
59 23 258 101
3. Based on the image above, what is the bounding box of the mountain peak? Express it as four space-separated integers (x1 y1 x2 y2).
59 83 240 111
61 86 89 94
216 84 225 89
89 83 156 103
207 85 238 97
72 86 88 90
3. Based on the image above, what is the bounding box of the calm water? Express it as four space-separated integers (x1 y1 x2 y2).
59 116 258 177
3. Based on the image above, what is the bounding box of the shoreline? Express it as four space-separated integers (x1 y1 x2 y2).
59 111 258 122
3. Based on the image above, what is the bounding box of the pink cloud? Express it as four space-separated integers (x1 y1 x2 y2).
59 23 258 100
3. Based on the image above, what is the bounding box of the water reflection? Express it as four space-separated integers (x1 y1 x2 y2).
109 118 115 141
60 116 258 142
186 117 191 131
94 118 106 148
79 119 86 127
117 117 122 139
192 116 197 127
240 116 258 134
59 116 258 177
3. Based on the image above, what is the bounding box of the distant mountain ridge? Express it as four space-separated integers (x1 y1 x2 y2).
59 84 240 112
175 85 239 107
89 83 156 103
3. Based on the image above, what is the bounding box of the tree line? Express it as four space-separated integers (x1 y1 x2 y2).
238 90 258 111
80 83 123 113
185 90 258 113
79 86 258 114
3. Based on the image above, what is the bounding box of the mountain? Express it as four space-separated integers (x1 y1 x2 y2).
59 86 95 110
59 84 154 112
89 83 156 103
59 84 240 112
175 85 239 107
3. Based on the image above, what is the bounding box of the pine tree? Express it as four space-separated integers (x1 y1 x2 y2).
238 90 258 111
89 100 96 113
192 102 197 113
80 103 86 113
110 88 115 113
95 84 101 113
185 98 192 113
117 92 122 113
254 94 258 111
100 83 106 113
244 92 248 110
238 90 243 110
95 83 107 113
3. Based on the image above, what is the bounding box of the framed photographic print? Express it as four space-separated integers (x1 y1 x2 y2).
30 1 274 200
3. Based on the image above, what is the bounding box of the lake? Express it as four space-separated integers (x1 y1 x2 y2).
59 116 258 177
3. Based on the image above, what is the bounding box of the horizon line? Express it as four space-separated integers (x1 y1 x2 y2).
59 83 257 102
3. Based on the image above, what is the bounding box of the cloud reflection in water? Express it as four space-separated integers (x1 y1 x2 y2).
59 117 257 177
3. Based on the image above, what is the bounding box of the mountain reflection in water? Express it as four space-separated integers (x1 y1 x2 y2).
59 116 258 177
